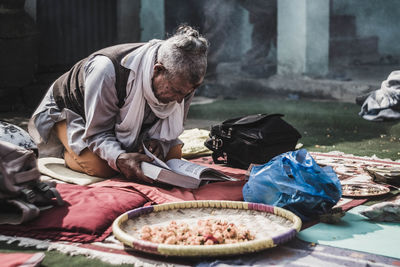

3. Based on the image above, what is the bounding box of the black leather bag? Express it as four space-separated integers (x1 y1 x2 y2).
204 114 302 169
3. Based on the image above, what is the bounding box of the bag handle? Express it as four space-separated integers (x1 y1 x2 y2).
14 167 41 184
35 182 65 206
212 151 227 165
221 113 284 127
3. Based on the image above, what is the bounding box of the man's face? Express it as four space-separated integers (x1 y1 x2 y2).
152 64 203 104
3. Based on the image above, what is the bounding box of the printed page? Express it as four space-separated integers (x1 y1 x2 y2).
166 159 208 179
142 143 171 170
141 161 162 181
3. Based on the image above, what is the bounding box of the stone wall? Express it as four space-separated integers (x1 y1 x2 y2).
333 0 400 57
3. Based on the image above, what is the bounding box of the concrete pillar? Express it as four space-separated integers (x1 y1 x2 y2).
117 0 141 43
277 0 329 76
238 7 253 60
24 0 36 21
140 0 165 41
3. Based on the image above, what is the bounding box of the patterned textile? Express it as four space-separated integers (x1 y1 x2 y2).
1 152 399 265
191 152 400 211
0 121 36 151
1 235 398 266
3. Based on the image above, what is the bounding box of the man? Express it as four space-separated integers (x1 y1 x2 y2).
28 26 209 183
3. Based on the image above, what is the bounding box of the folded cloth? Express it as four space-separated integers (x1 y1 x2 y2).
91 179 246 205
359 70 400 121
0 183 148 243
0 252 45 267
361 199 400 222
179 128 212 158
0 158 247 243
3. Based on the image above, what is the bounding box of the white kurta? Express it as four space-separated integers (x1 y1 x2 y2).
29 55 193 171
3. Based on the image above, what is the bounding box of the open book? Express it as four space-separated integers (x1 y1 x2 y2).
141 144 238 189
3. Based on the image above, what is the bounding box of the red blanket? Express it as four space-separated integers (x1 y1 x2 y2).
0 160 246 243
0 184 148 242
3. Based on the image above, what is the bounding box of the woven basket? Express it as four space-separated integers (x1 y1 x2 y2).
112 200 302 257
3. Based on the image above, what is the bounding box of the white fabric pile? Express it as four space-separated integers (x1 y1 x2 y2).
359 70 400 121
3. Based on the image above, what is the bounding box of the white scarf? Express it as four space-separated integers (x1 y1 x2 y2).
115 40 184 149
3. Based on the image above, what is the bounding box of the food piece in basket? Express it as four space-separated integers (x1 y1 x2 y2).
138 219 255 245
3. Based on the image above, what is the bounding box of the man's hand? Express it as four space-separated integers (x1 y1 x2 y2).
139 139 165 161
116 152 153 183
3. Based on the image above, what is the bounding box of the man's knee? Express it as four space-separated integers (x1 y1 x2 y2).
65 149 118 178
84 159 117 178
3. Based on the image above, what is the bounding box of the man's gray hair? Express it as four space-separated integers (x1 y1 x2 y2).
157 26 209 84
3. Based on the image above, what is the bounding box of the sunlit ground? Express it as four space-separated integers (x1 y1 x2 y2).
187 98 400 161
1 97 399 161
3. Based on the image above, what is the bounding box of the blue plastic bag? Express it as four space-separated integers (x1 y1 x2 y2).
243 149 342 221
